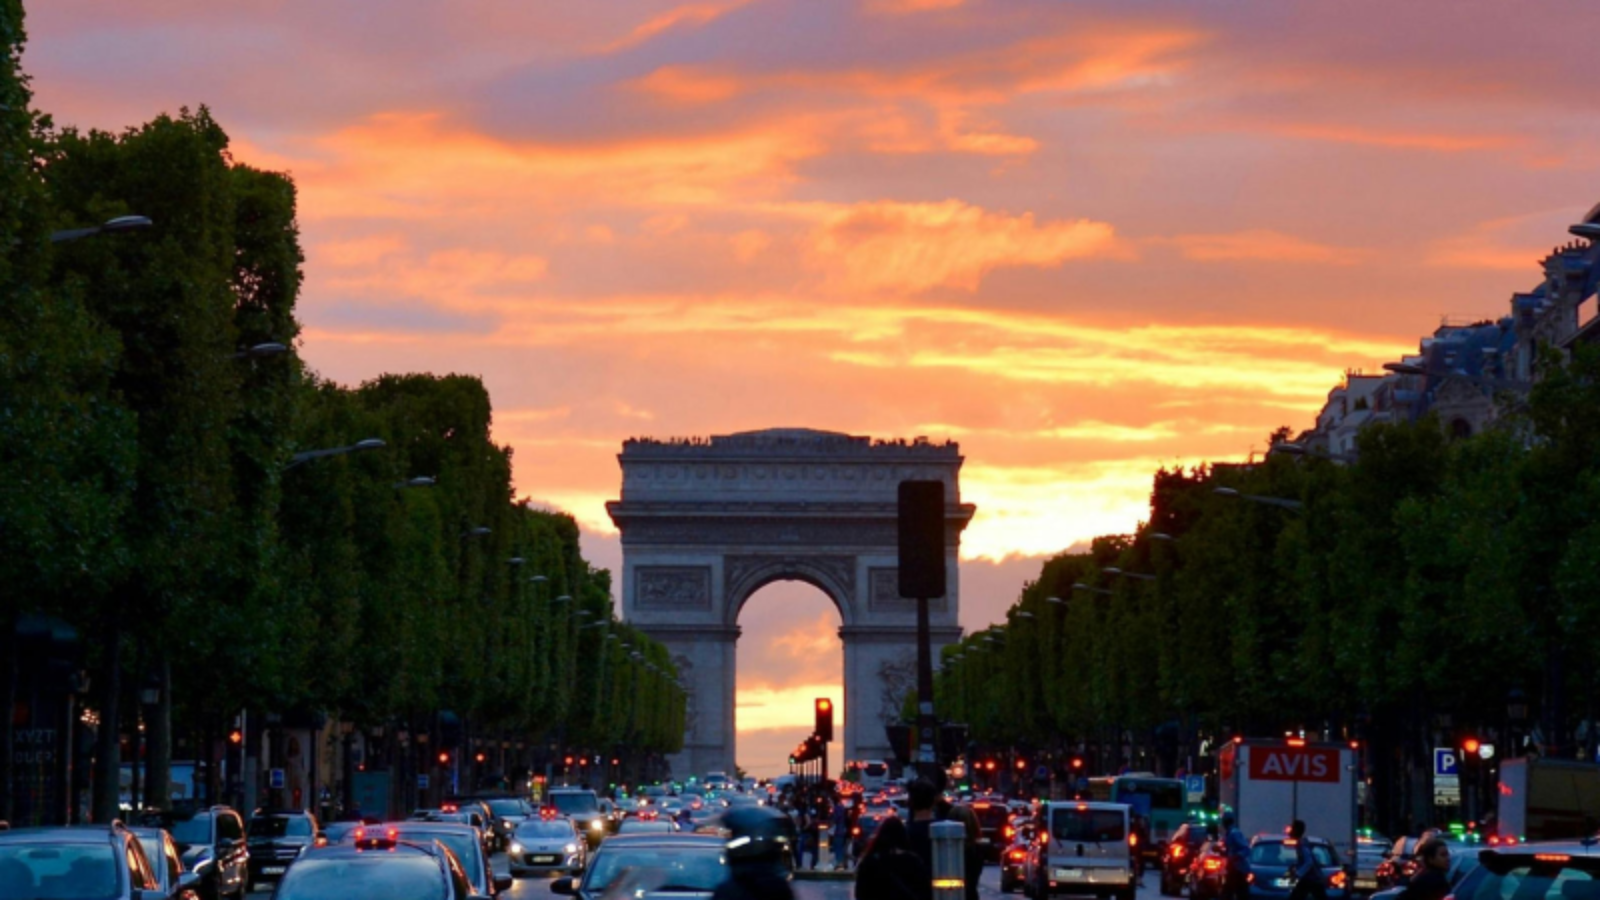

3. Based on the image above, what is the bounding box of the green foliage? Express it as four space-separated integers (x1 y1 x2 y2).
942 371 1600 775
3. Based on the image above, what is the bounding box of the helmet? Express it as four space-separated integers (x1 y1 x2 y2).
722 806 790 864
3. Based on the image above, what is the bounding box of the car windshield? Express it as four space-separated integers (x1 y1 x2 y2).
865 763 888 776
486 799 530 817
249 816 313 838
549 793 598 815
1456 856 1600 900
0 843 119 900
585 846 728 893
619 821 674 833
275 855 444 900
166 814 212 846
1051 809 1126 843
1251 841 1338 868
516 821 574 839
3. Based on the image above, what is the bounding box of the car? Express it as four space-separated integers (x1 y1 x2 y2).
449 796 527 852
1001 822 1036 893
0 822 177 899
244 808 320 893
970 799 1013 862
1245 835 1350 900
509 815 588 877
1186 840 1229 900
618 819 680 835
411 809 491 858
1391 841 1600 900
320 820 368 845
545 790 610 848
382 821 512 897
551 834 730 900
1375 835 1426 890
1161 821 1217 895
268 834 488 900
1029 801 1135 900
1353 831 1391 895
851 810 895 859
1366 837 1485 900
129 826 205 900
139 805 248 900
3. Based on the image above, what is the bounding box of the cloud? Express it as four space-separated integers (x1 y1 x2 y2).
600 0 756 54
808 200 1123 293
1164 230 1369 265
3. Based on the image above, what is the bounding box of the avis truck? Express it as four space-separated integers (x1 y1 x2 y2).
1217 738 1358 870
1497 758 1600 840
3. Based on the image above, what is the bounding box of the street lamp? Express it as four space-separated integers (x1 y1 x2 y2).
462 526 491 538
1103 567 1156 582
231 342 289 361
529 575 548 584
1014 611 1035 620
1213 486 1304 512
286 438 386 470
49 214 153 243
1046 596 1065 605
395 476 437 489
1072 582 1113 597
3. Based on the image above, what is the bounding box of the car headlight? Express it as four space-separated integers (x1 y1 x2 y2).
510 843 524 855
502 819 514 829
590 820 604 832
565 843 578 854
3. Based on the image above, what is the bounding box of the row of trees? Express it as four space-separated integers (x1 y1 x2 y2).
1 1 681 825
937 346 1600 833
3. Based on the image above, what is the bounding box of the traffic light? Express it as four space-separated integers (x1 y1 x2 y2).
1462 737 1481 756
437 751 450 765
815 698 834 742
1070 756 1084 771
229 729 243 745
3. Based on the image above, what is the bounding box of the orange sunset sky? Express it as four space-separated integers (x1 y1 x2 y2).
29 0 1600 774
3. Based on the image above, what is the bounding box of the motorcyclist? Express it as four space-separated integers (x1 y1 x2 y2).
713 806 796 900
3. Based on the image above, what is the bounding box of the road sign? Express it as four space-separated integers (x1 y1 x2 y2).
1185 775 1205 803
268 768 285 790
417 774 430 789
1434 748 1460 777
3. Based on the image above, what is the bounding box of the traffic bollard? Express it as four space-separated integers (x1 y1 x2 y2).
931 820 966 900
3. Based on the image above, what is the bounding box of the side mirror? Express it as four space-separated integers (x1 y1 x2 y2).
493 874 513 892
551 876 577 895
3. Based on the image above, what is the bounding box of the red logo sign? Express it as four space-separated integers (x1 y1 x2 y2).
1247 746 1340 783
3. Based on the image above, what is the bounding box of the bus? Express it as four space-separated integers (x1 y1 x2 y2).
1086 775 1191 856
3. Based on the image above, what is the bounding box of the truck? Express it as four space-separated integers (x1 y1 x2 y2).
1217 738 1358 871
1496 758 1600 841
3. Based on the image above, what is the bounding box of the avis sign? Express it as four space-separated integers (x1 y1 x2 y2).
1248 746 1341 783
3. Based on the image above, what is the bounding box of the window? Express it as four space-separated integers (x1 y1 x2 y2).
168 813 214 846
217 813 243 841
249 815 313 838
0 843 120 899
1050 808 1126 844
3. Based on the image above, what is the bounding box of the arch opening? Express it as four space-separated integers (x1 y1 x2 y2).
735 580 843 779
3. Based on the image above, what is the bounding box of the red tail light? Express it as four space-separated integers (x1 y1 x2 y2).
1172 845 1187 859
1248 874 1256 883
1010 849 1028 862
1331 871 1349 889
1203 859 1224 873
1130 833 1139 848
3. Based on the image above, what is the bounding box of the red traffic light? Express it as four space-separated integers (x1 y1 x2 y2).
1463 737 1481 755
1070 757 1084 770
1016 759 1027 770
437 752 449 764
815 698 834 742
229 729 242 745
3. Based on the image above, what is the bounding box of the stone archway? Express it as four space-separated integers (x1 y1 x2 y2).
606 429 975 778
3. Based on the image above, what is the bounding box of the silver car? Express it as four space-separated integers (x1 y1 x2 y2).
509 816 586 877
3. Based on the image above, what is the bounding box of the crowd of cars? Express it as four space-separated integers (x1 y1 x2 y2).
0 777 768 899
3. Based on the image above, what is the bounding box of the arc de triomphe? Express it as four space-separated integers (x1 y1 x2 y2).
606 429 974 777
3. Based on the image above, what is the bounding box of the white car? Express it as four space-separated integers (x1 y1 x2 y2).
509 815 587 877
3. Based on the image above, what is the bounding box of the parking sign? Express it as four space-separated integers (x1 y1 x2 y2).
268 768 285 789
1433 748 1459 777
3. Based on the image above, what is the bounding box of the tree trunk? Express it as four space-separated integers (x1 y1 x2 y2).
91 626 122 823
146 658 171 811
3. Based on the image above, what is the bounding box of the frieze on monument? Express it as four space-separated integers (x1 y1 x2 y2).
636 566 713 610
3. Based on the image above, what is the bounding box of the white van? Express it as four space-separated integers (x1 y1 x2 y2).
1027 801 1134 900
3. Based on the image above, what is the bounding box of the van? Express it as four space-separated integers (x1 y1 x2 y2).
1028 801 1135 900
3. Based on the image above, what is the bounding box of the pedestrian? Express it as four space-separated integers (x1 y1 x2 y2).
1131 812 1150 882
830 797 852 870
1222 812 1250 900
1285 820 1328 900
855 816 932 900
1397 838 1451 900
906 778 940 873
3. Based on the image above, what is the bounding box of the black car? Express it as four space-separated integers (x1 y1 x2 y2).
0 822 177 899
244 808 320 892
453 796 532 852
545 790 608 848
270 835 489 900
141 805 248 900
383 821 512 897
1161 821 1217 896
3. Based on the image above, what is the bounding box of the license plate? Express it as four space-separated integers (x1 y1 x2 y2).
1275 878 1294 888
1356 880 1378 890
1054 868 1085 880
261 867 286 875
533 855 558 863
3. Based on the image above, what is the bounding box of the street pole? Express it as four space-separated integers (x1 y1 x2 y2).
917 594 937 771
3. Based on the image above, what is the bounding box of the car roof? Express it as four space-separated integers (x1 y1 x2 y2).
0 826 122 844
387 822 479 837
594 834 725 849
1484 841 1600 857
1252 835 1334 845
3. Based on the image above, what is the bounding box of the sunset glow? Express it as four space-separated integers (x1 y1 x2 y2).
29 0 1599 768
